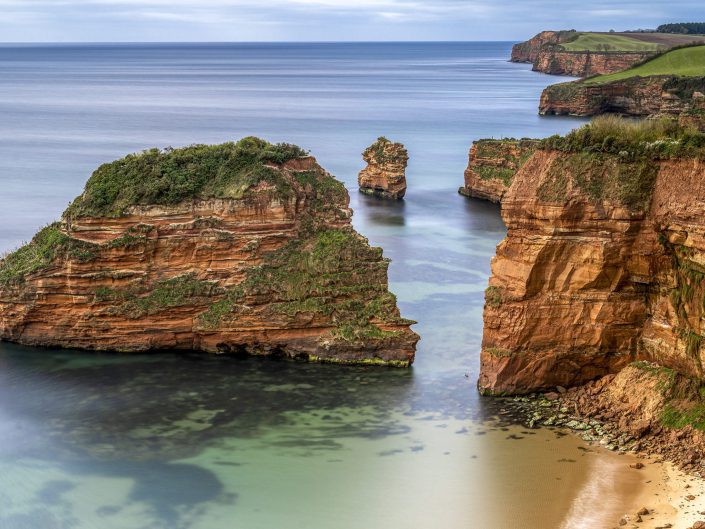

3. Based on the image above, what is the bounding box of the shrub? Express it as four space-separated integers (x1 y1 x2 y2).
0 223 98 285
64 137 309 218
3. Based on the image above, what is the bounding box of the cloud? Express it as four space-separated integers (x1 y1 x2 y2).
0 0 700 41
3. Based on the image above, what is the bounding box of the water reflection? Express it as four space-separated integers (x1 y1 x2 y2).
0 42 596 529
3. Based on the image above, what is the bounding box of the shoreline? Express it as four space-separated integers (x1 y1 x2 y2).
501 391 705 528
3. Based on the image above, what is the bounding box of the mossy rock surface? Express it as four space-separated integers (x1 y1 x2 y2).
65 137 310 218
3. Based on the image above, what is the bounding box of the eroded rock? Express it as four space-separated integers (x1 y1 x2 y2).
0 137 419 365
358 137 408 200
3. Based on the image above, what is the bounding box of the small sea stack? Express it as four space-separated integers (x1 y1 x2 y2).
358 137 408 199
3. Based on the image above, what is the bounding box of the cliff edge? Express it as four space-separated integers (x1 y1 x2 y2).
540 45 705 122
479 119 705 395
458 139 538 203
513 30 705 77
0 137 419 365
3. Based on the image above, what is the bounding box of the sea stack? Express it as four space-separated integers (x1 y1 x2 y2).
0 137 418 366
358 137 408 199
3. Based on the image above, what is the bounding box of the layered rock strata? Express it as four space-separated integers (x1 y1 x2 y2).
0 138 418 365
478 137 705 395
510 30 577 64
540 75 705 121
458 139 538 203
532 46 652 77
358 137 408 199
511 31 655 77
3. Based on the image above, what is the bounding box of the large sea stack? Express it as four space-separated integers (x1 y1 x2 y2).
358 137 408 199
0 137 418 365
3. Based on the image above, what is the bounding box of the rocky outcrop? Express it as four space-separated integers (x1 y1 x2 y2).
558 364 705 472
511 30 577 63
533 46 652 77
511 31 653 76
478 137 705 395
540 75 705 120
358 137 408 199
458 139 538 203
0 138 418 365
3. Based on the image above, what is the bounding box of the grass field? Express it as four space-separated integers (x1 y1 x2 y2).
561 32 663 52
584 45 705 84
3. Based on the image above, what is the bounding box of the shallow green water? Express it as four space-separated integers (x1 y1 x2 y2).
0 42 625 529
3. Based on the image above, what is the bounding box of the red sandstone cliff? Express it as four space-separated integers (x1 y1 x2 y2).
532 46 652 77
511 31 577 63
511 31 654 77
479 142 705 394
0 139 418 365
458 140 538 203
540 76 705 121
358 137 408 199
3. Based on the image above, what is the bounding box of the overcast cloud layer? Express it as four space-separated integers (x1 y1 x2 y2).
0 0 701 42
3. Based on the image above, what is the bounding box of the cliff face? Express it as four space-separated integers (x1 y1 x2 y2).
0 138 418 365
358 137 408 199
458 140 538 203
540 76 705 120
479 146 705 394
532 47 652 77
511 30 576 63
511 31 652 76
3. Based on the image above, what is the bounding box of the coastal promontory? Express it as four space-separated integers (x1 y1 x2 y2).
476 118 705 466
0 137 419 365
512 29 704 77
539 45 705 122
358 137 408 199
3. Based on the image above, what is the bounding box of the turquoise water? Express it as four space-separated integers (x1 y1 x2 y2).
0 43 604 528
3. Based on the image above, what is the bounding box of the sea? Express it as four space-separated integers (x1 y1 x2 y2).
0 42 645 529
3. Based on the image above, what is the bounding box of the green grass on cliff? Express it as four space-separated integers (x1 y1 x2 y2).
197 227 412 342
473 140 538 185
65 137 309 218
542 115 705 159
0 223 98 285
538 116 705 208
95 274 221 318
584 45 705 84
560 33 662 52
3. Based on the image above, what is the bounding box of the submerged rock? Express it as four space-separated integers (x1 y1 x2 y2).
358 137 408 200
0 137 418 365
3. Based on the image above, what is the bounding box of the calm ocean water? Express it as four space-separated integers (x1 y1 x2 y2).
0 43 639 529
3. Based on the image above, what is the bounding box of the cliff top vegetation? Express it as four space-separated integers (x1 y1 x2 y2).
541 115 705 158
64 137 310 218
583 45 705 84
560 32 662 52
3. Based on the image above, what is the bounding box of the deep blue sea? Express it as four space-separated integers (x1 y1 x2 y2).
0 43 644 529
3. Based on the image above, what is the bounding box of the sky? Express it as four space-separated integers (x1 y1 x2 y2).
0 0 701 42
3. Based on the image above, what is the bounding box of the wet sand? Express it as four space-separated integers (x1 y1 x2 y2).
613 456 705 529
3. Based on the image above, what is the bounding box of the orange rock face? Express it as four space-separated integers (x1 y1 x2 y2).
358 137 408 199
510 31 577 64
511 31 651 76
479 149 705 394
533 47 652 77
0 141 418 365
540 76 705 119
458 140 538 204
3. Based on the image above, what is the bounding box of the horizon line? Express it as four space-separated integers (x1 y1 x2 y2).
0 39 518 45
